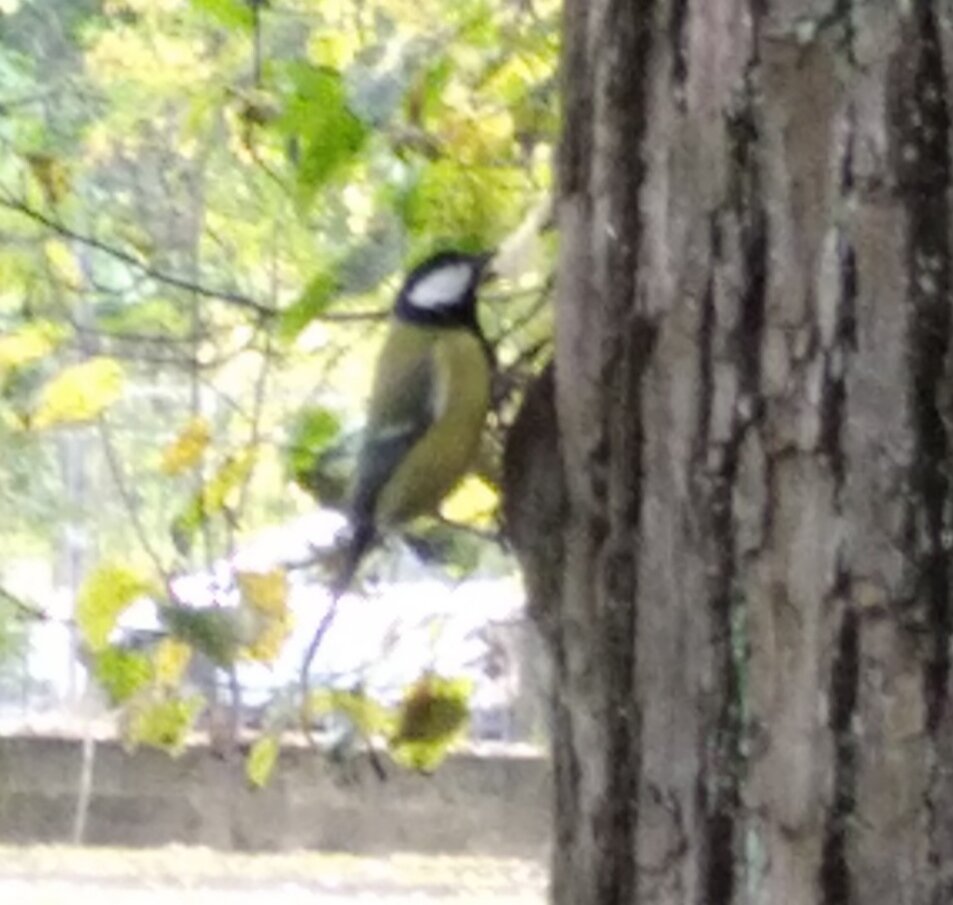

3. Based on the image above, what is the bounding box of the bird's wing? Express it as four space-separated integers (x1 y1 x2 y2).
349 333 437 526
372 331 491 526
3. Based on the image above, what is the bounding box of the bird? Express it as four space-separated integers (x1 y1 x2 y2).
334 249 497 596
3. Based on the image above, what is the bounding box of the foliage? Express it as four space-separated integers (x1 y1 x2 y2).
246 734 280 788
0 592 27 686
390 674 472 772
76 562 158 652
0 0 557 769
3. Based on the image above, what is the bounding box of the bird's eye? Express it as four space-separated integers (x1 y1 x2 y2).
406 263 475 309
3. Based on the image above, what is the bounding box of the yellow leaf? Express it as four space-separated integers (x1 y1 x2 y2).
440 475 499 526
160 416 211 475
76 562 157 652
237 569 288 616
203 450 256 513
242 614 292 663
0 322 63 377
123 692 203 756
246 735 280 788
44 240 82 288
32 357 124 429
25 153 70 204
153 638 192 686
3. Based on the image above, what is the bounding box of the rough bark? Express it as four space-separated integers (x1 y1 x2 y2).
505 2 953 903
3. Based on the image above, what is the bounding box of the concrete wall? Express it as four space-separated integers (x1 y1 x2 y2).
0 737 550 856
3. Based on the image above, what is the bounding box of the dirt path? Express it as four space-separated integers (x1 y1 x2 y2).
0 847 546 904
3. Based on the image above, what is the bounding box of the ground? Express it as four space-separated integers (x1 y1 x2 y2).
0 846 545 904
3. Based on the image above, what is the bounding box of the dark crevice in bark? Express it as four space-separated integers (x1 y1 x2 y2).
550 644 582 899
820 600 859 905
820 237 857 490
896 3 952 737
695 75 767 905
818 109 859 901
726 90 768 407
559 0 593 198
738 222 767 402
894 9 953 903
669 0 688 108
695 252 716 458
592 3 656 903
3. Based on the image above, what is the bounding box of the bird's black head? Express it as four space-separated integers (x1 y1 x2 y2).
394 250 494 330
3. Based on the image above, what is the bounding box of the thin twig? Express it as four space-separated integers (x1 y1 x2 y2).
299 593 344 742
96 417 170 586
0 585 49 622
0 194 277 318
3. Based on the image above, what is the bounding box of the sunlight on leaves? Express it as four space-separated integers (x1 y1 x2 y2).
31 357 124 429
76 562 158 653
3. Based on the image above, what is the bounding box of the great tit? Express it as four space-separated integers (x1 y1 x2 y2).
334 249 496 593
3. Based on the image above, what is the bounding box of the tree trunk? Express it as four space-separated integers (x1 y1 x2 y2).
506 3 953 903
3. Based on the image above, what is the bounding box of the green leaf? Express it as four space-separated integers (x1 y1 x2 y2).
160 604 243 667
170 499 203 556
123 692 204 755
277 271 338 342
246 735 280 788
93 646 154 705
76 563 157 653
389 675 472 772
31 357 124 429
96 297 190 337
308 688 393 738
190 0 254 30
277 63 369 208
170 451 256 554
286 405 342 486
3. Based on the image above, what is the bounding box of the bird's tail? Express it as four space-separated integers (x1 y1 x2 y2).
331 520 375 599
300 520 376 715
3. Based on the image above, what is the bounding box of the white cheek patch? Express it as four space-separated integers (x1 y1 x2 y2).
407 263 474 309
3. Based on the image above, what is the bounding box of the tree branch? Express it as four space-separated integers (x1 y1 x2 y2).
96 416 171 587
0 584 50 622
0 193 278 319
